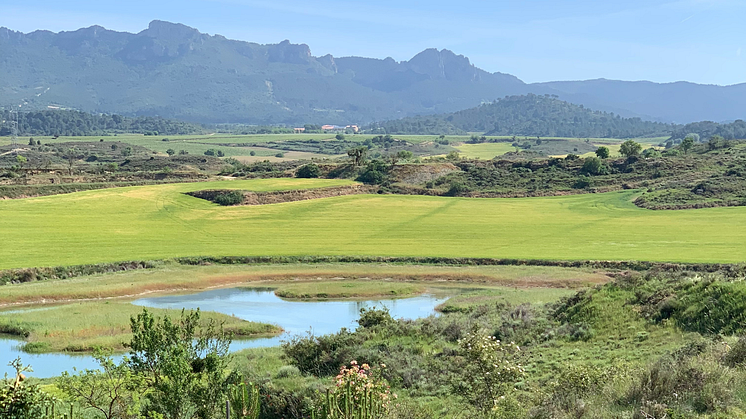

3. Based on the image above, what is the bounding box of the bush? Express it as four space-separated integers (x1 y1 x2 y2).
446 181 470 196
625 351 735 415
0 359 53 419
296 164 321 179
582 157 608 175
358 307 394 329
281 329 363 376
213 190 245 206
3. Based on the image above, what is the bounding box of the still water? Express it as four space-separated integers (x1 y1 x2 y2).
0 288 446 378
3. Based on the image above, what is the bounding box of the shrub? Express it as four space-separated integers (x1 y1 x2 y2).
281 330 363 376
296 164 321 179
357 307 394 329
446 181 470 196
625 351 735 415
213 191 244 206
582 157 608 175
275 152 285 158
452 332 524 414
0 359 53 419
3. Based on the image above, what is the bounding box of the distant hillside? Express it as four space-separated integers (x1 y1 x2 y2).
0 110 204 136
367 95 674 138
669 120 746 141
1 21 745 125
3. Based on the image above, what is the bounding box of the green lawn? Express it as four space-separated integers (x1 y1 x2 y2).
0 178 745 268
454 143 516 159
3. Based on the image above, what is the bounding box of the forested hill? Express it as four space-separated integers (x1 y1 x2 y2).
669 120 746 140
367 94 675 138
0 110 204 136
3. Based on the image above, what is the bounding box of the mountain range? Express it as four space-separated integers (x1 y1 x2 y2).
1 20 744 125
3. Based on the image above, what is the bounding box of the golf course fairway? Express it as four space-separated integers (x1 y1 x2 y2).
0 178 745 268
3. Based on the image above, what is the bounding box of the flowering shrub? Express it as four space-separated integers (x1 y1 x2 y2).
315 360 394 419
453 332 525 414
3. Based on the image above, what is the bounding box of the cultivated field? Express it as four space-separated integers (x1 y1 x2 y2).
1 178 745 269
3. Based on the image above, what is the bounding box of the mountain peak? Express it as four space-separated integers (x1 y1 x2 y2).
406 48 477 81
143 20 201 40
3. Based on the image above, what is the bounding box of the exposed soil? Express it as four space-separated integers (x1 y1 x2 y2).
188 184 380 206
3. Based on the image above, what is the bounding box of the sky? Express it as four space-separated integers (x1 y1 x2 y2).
3 0 745 86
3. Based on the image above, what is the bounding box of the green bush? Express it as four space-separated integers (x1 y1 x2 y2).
581 157 608 175
357 307 394 329
296 164 321 179
213 191 245 206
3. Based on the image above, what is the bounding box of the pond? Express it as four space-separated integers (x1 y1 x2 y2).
0 288 447 378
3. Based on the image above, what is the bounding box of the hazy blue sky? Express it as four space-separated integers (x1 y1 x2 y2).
4 0 744 85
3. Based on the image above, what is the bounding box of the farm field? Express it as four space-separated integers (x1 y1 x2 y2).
1 133 667 160
1 178 746 269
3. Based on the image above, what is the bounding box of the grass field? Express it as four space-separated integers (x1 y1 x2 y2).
454 143 516 159
1 178 746 268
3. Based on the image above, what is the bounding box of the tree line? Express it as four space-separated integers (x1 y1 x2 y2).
0 110 204 137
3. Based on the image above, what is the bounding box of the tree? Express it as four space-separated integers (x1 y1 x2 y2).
582 157 608 175
347 147 368 167
595 146 610 159
121 146 133 157
166 149 176 156
128 309 238 419
681 136 695 154
335 133 345 141
619 140 642 158
296 163 321 178
58 353 145 419
65 148 77 175
249 151 256 156
27 138 35 146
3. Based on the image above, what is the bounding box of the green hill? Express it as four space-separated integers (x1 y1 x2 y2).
368 94 674 137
